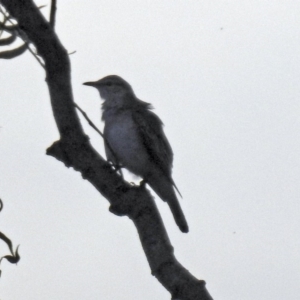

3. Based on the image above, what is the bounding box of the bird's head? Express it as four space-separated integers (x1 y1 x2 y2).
83 75 135 107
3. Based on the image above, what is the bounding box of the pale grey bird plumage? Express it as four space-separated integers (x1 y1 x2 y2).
83 75 189 233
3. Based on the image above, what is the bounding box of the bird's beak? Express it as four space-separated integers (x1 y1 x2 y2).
83 81 97 87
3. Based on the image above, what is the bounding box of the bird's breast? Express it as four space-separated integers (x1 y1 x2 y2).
103 111 149 176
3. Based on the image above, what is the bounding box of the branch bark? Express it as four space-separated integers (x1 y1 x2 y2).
1 1 214 299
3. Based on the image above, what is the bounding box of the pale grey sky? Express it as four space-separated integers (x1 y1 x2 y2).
0 1 300 299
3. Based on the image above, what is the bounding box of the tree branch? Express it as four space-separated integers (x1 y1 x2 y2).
0 1 213 299
49 0 56 28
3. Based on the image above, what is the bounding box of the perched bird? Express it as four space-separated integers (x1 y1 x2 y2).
83 75 188 233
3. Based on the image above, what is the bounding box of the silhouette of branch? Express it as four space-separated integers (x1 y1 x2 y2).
0 199 21 278
0 245 20 265
0 32 16 46
0 232 14 255
0 43 27 59
0 6 45 68
49 0 56 28
0 1 214 299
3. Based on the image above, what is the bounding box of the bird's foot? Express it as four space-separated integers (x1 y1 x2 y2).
139 179 147 187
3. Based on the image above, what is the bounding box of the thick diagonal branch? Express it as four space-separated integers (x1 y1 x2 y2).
1 1 213 299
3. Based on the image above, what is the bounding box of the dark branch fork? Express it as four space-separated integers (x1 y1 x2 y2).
0 1 213 299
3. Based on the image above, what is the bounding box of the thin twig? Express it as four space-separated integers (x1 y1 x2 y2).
74 102 123 177
25 43 45 69
49 0 56 28
74 102 104 138
0 6 45 68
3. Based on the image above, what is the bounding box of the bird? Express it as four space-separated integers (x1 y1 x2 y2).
83 75 189 233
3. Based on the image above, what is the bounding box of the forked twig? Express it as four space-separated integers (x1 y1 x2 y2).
0 5 45 68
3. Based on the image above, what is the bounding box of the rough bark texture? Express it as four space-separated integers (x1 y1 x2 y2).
1 1 214 299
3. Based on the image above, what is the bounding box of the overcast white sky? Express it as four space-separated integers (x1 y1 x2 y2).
0 1 300 299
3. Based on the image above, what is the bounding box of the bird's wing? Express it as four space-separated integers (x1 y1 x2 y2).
132 108 173 178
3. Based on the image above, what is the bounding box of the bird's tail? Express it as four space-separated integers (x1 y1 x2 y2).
147 176 189 233
167 195 189 233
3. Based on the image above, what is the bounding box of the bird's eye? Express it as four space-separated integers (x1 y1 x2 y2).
106 81 112 86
